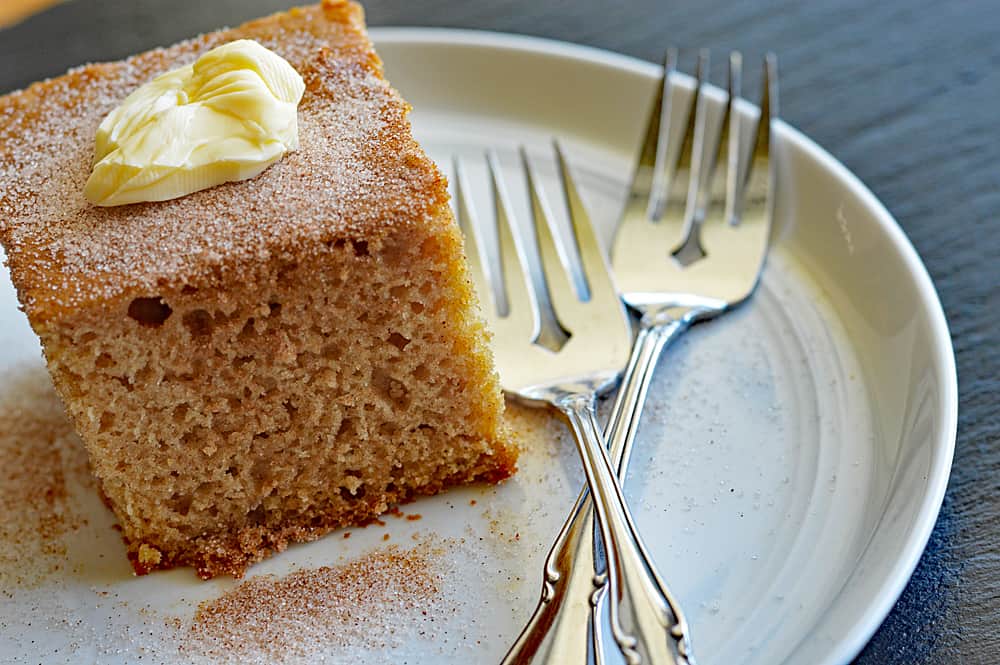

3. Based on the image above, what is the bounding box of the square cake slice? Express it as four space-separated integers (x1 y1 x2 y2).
0 0 516 578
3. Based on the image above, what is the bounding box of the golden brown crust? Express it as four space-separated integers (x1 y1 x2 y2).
0 0 447 327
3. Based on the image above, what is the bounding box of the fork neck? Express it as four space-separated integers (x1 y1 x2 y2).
526 383 606 411
634 302 722 331
550 391 597 419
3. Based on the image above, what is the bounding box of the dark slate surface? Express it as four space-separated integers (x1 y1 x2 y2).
2 0 997 662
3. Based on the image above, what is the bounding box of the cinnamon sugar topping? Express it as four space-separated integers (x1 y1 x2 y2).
0 1 448 323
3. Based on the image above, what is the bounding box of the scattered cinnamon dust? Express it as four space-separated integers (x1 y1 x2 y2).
382 533 390 541
0 365 92 586
183 541 446 661
405 513 422 522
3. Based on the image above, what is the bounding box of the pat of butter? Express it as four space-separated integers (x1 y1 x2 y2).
84 39 305 206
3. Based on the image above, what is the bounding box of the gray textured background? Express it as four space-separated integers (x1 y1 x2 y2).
2 0 998 662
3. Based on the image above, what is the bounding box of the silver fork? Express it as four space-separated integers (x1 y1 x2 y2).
600 50 778 661
491 50 777 665
454 147 688 665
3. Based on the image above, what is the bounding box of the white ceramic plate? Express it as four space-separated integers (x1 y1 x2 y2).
0 30 956 665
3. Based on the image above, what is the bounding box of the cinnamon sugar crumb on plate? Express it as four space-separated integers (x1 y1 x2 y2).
183 541 445 662
0 365 92 587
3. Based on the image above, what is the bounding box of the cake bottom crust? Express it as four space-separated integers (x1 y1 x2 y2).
116 451 514 579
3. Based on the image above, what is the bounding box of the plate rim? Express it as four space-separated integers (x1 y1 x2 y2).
369 26 959 665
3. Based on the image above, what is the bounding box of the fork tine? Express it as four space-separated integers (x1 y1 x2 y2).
487 150 542 340
670 50 714 264
674 51 707 174
730 53 777 225
688 50 725 219
722 51 743 227
453 157 496 316
645 47 678 221
521 147 581 334
649 50 702 223
637 49 676 176
615 48 677 238
754 53 778 161
553 141 621 308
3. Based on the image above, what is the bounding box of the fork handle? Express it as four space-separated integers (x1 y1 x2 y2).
608 311 694 475
499 486 603 665
557 392 692 665
590 311 700 665
501 314 698 665
499 321 684 665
